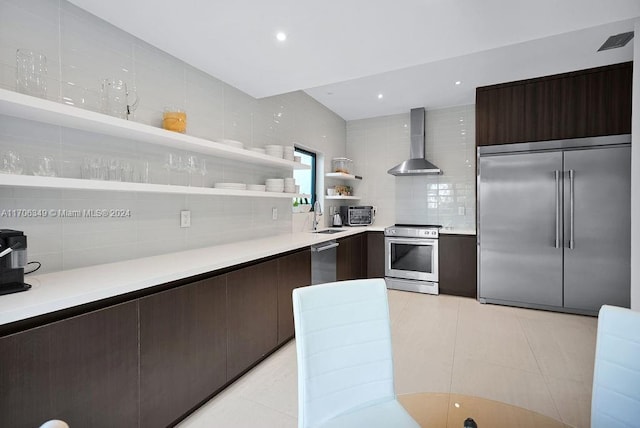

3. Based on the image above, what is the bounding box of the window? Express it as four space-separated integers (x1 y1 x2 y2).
293 147 316 207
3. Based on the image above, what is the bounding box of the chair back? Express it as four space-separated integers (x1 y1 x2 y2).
591 305 640 427
292 279 396 428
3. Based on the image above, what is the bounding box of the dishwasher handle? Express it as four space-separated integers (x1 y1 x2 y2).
311 242 339 252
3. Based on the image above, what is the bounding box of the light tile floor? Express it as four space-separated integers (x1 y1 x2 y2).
178 291 597 428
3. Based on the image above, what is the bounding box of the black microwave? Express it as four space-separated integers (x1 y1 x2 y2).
339 206 376 226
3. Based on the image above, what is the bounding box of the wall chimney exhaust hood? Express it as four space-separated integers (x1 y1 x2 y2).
387 107 441 176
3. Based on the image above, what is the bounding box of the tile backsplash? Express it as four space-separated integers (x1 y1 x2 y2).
0 0 346 273
347 105 476 230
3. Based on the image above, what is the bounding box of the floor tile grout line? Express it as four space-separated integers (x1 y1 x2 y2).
517 314 566 424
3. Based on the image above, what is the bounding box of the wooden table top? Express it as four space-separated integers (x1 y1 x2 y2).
398 392 570 428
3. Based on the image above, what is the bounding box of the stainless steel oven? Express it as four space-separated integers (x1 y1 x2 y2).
385 224 439 295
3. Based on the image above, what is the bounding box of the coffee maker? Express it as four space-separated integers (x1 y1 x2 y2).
0 229 31 295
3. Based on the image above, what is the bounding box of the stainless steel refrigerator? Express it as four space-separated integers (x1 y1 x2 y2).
478 135 631 315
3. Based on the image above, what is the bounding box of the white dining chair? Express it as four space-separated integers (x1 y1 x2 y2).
591 304 640 428
292 278 419 428
39 420 69 428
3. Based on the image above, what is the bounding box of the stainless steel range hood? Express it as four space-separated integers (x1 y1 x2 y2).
387 107 441 175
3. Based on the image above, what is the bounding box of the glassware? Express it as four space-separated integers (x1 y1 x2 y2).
162 108 187 133
185 155 199 186
100 79 138 119
16 49 47 99
33 156 57 177
0 151 25 174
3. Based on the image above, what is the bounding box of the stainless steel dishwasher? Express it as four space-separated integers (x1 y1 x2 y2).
311 240 339 285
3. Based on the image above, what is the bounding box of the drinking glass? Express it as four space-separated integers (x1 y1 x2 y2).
16 49 47 99
100 79 138 119
33 156 57 177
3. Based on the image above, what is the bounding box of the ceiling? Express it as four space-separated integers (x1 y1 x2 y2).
69 0 639 121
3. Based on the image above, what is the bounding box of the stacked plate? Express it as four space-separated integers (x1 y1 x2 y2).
264 145 284 158
247 184 266 192
283 146 295 161
284 177 296 193
214 182 247 190
265 178 284 192
250 147 266 154
221 139 244 150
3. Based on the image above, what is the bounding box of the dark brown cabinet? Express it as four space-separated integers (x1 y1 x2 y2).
367 231 385 278
226 259 279 380
337 233 366 281
0 302 138 428
139 275 227 427
438 234 477 298
277 249 311 344
476 62 632 146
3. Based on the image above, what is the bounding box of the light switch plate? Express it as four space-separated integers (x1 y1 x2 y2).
272 207 278 220
458 206 465 216
180 210 191 227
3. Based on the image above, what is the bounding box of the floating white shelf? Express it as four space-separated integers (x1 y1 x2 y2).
0 88 309 171
325 195 361 200
325 172 362 180
0 174 309 199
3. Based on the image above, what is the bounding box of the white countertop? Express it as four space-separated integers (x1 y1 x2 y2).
440 228 477 236
0 227 374 326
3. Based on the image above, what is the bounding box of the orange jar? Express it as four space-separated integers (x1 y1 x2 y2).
162 109 187 133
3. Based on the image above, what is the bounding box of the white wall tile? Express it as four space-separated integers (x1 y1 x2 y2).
0 0 347 274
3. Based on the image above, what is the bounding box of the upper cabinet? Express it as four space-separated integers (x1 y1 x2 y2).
476 62 633 146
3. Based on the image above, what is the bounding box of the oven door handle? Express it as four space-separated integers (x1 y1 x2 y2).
386 237 438 245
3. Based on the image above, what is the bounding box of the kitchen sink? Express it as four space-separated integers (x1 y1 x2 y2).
312 229 343 234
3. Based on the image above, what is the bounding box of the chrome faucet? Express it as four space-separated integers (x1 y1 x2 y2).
313 200 322 230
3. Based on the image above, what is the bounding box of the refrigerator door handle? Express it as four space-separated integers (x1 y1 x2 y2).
555 170 560 248
569 169 575 249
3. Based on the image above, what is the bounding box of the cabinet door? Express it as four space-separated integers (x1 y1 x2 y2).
367 231 385 278
277 249 311 344
476 84 526 146
337 235 353 281
140 276 227 427
563 146 631 311
227 259 278 380
439 234 477 298
337 234 366 281
0 302 138 428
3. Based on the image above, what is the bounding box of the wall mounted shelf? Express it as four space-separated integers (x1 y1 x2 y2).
325 195 360 200
325 172 362 180
0 88 309 171
0 174 310 199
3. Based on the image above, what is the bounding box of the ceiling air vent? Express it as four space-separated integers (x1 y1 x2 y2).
597 31 634 51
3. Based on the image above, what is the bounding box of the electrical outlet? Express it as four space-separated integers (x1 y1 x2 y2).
180 210 191 227
458 206 465 216
272 207 278 220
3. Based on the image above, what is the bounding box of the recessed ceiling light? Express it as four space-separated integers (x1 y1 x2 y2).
455 81 462 86
276 32 287 42
377 93 383 99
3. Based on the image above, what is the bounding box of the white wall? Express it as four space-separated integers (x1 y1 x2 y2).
631 19 640 311
346 105 476 231
0 0 345 273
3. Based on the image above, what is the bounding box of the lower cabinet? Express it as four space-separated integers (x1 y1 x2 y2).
227 259 279 380
337 233 366 281
439 234 477 298
367 231 385 278
139 275 227 428
0 248 311 428
0 302 139 428
277 249 311 344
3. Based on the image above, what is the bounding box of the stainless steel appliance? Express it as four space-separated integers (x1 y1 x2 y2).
478 135 631 315
384 224 439 294
387 107 441 176
332 212 343 227
339 205 376 226
0 229 31 295
311 240 339 285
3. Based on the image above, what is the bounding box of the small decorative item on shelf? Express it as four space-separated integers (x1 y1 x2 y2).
332 157 353 174
327 187 336 196
162 107 187 133
334 185 352 196
292 198 300 213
